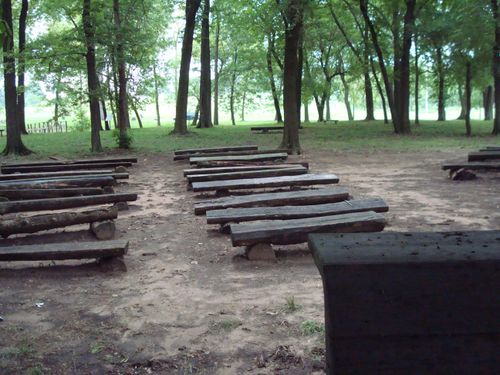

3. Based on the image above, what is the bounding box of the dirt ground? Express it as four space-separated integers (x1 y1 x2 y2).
0 149 499 375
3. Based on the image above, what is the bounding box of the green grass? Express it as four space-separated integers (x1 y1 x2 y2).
0 120 497 159
282 296 301 313
300 320 325 336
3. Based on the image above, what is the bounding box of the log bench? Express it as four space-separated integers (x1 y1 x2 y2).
1 157 137 168
183 163 309 177
441 161 500 173
308 231 500 375
480 145 500 151
1 162 132 174
208 198 389 229
0 170 127 181
0 176 117 189
0 187 105 200
194 187 350 215
0 240 129 262
468 150 500 162
187 166 308 184
174 145 258 156
174 149 274 161
190 152 288 165
191 173 339 193
250 126 284 133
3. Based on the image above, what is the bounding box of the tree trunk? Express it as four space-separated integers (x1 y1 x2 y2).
130 97 143 128
326 95 331 121
483 85 494 120
198 0 212 128
414 32 420 125
113 0 131 147
102 100 111 130
280 0 302 154
213 13 220 125
267 35 283 123
241 91 246 121
17 0 29 135
314 94 325 122
2 0 31 155
296 33 304 124
492 0 500 135
436 46 446 121
340 74 354 121
304 101 309 122
457 84 466 120
191 102 200 127
83 0 102 152
465 61 472 137
173 0 201 134
153 65 161 126
54 74 61 125
106 62 117 128
230 48 238 126
370 56 388 124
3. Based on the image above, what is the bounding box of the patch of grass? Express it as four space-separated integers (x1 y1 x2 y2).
26 364 47 375
210 318 242 333
89 341 106 355
282 296 301 313
0 120 496 159
300 320 325 336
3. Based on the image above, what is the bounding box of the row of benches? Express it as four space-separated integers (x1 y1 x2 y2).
0 157 138 265
174 145 389 259
442 146 500 179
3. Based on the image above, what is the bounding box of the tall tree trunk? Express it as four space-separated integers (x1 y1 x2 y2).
296 32 304 124
414 32 420 125
153 65 161 126
363 30 374 121
267 35 283 123
457 84 466 120
213 13 220 125
465 61 472 137
326 95 331 121
17 0 29 135
492 0 500 135
129 97 143 128
191 102 200 126
53 74 61 125
314 94 325 122
241 91 246 121
304 100 309 122
2 0 31 155
83 0 102 152
370 56 388 124
340 74 354 121
436 46 446 121
230 48 237 126
198 0 212 128
280 0 302 154
102 100 111 130
483 85 494 120
106 61 117 128
173 0 201 134
113 0 130 147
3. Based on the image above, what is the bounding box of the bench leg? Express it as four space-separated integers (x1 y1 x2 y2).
245 243 276 261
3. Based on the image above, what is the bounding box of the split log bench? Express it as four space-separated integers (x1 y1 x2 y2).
1 157 137 168
1 162 132 174
194 187 350 215
0 187 105 200
480 145 500 151
442 162 500 174
174 145 258 156
187 166 308 184
190 152 288 165
0 170 127 181
174 149 277 161
207 198 389 231
0 240 129 262
184 163 309 176
191 173 339 193
309 231 500 375
468 150 500 162
0 176 117 189
251 126 284 133
0 193 138 214
0 207 118 238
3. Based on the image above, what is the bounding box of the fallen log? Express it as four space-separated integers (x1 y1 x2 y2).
230 211 386 246
0 176 116 189
1 157 138 168
0 170 118 181
0 207 118 237
208 198 389 226
0 240 129 261
467 151 500 162
191 173 339 193
174 145 258 156
187 166 308 184
190 152 288 165
175 149 274 161
1 162 132 174
0 187 104 200
194 187 350 215
184 163 309 177
0 193 138 214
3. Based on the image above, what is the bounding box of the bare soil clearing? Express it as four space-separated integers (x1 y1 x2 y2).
0 150 498 374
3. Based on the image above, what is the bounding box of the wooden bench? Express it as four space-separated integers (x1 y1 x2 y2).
468 150 500 162
1 162 132 174
191 173 339 193
174 145 258 156
207 198 389 227
251 126 284 133
194 187 350 215
0 193 138 214
184 163 309 177
1 157 138 168
0 240 129 261
174 149 282 161
187 166 308 184
309 231 500 375
442 162 500 173
230 211 386 246
0 170 125 181
0 176 117 189
0 187 105 200
190 152 288 165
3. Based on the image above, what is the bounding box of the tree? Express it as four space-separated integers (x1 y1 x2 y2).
2 0 31 155
17 0 29 135
173 0 201 134
492 0 500 135
198 0 212 128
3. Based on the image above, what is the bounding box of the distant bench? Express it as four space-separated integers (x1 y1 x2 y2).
251 126 284 133
0 128 4 137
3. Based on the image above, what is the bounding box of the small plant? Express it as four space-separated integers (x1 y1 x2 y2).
211 318 242 333
90 342 105 354
112 129 134 149
300 320 324 336
26 364 47 375
283 296 301 313
74 107 90 132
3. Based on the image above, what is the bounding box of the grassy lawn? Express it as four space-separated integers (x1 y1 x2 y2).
0 120 497 159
